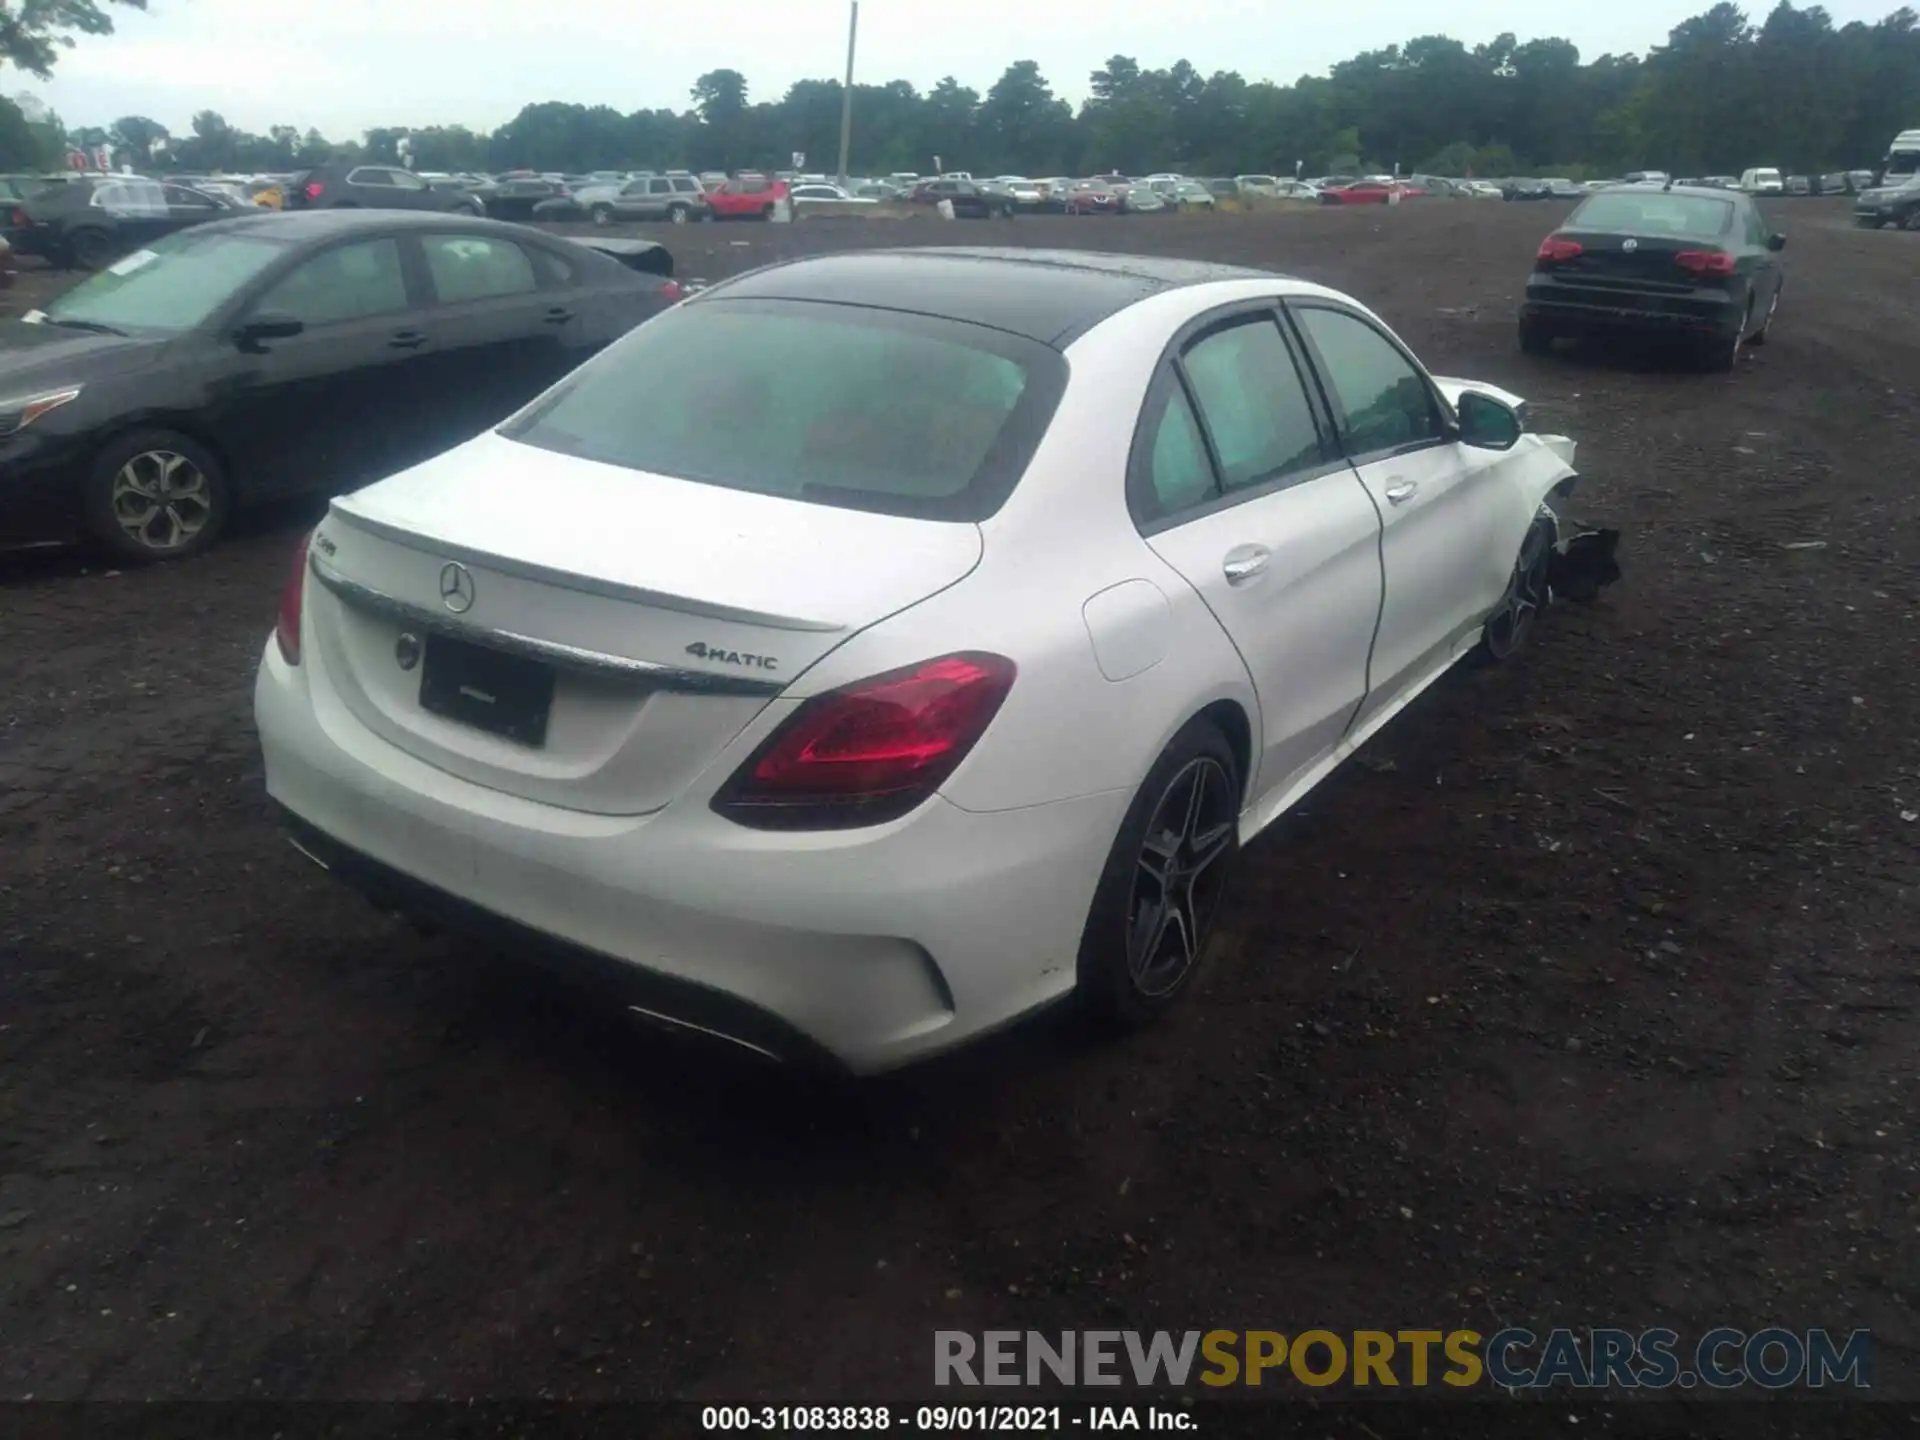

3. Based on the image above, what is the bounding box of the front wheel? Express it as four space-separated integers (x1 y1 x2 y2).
81 429 231 562
1077 719 1241 1028
590 203 614 226
1477 517 1554 663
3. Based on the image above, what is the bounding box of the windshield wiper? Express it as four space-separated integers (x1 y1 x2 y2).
43 317 128 337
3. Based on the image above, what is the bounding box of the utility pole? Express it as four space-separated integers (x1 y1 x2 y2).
836 0 859 186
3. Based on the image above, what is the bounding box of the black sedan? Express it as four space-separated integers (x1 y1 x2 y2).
8 176 249 271
0 210 679 560
1519 183 1786 371
906 178 1018 218
482 178 575 222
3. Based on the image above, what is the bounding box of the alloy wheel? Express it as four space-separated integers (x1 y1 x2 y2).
1483 522 1552 659
1126 756 1235 998
110 450 213 554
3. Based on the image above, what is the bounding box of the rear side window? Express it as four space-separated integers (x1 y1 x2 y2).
1569 192 1734 238
499 297 1066 522
1179 317 1328 491
423 234 538 303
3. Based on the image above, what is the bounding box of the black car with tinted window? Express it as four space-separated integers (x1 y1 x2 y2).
0 210 679 560
9 176 247 271
1520 182 1786 371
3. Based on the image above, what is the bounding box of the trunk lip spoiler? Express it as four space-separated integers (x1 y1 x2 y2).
326 499 848 635
307 549 786 696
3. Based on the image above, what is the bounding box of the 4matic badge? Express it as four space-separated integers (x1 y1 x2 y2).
685 641 779 672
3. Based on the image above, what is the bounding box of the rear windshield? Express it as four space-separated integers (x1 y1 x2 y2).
498 297 1067 522
1567 191 1734 239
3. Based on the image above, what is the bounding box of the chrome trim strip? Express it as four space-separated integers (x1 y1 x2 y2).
328 502 848 635
626 1005 784 1061
307 552 785 696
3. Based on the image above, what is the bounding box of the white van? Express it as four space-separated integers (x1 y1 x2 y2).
1882 128 1920 184
1739 167 1784 194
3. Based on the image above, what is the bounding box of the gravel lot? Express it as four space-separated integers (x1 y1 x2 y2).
2 199 1917 1406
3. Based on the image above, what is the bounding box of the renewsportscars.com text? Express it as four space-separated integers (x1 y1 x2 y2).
934 1328 1872 1391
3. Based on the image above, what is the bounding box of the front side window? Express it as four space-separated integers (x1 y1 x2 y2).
389 170 428 192
94 182 167 217
1292 306 1443 457
1180 317 1329 490
423 234 538 304
252 238 409 327
500 298 1064 522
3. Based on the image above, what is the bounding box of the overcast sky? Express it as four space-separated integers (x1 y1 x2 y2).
21 0 1901 137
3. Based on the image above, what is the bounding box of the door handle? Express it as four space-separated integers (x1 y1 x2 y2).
1384 479 1419 504
543 307 574 325
1222 546 1271 585
387 330 428 350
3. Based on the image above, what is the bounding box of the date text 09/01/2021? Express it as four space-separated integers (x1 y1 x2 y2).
701 1404 1190 1431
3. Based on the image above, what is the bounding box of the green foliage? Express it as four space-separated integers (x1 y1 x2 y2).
44 4 1920 180
0 0 146 79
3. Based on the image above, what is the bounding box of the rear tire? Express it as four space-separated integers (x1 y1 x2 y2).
590 203 614 226
667 203 690 225
1518 317 1552 356
1077 719 1241 1029
68 227 117 272
1902 210 1920 231
760 204 775 220
81 428 231 562
1705 303 1750 373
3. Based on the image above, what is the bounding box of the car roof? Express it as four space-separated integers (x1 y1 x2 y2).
152 209 576 244
704 247 1291 347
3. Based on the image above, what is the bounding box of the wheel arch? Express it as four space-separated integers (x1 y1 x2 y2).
1196 699 1254 804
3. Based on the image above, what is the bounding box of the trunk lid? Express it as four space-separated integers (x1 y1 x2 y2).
1542 231 1726 293
306 431 983 816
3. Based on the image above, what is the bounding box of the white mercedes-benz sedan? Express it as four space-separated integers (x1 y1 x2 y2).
255 246 1585 1073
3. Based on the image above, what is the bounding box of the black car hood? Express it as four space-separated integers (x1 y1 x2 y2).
0 320 167 390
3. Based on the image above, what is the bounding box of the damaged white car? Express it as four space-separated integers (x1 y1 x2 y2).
256 248 1616 1073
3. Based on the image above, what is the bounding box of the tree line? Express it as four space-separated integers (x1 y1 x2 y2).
4 2 1917 181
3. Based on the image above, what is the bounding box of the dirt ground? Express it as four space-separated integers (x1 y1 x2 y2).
3 200 1918 1411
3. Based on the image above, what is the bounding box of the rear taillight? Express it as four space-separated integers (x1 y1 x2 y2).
658 279 684 302
712 652 1017 830
1537 236 1583 262
9 207 27 227
275 531 312 665
303 181 324 202
1674 249 1735 276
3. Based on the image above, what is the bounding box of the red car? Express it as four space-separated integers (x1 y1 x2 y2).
1320 180 1404 205
706 175 790 220
1063 183 1122 215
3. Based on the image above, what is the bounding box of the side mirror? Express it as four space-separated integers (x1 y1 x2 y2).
235 311 304 350
1767 233 1786 251
1457 390 1523 451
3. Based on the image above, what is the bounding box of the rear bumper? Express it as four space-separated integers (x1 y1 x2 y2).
254 638 1127 1074
1522 280 1738 338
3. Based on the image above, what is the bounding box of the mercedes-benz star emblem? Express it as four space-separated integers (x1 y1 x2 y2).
394 633 422 671
438 562 475 614
1622 238 1639 253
